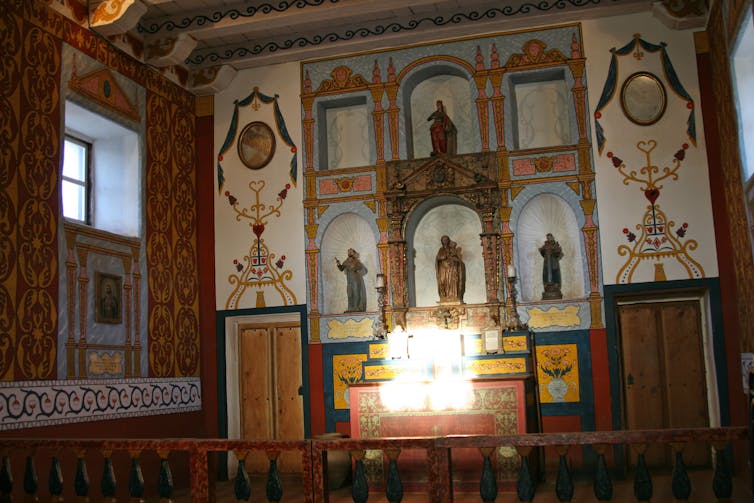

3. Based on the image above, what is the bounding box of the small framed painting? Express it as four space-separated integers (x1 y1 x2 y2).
237 121 276 170
620 71 667 126
95 272 122 324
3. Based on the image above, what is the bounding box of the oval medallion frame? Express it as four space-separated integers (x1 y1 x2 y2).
620 71 667 126
237 121 276 170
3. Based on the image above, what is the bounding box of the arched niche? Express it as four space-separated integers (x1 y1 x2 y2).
320 213 379 314
515 193 585 302
406 198 485 307
401 64 475 159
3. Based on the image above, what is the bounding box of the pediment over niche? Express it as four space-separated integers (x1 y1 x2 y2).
386 152 497 195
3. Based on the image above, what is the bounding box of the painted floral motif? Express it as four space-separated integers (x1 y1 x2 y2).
332 354 367 409
539 347 574 379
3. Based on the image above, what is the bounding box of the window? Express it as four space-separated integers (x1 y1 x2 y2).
63 100 141 237
731 13 754 180
62 135 91 223
731 11 754 254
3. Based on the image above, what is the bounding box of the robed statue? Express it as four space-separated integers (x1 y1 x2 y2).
539 233 563 300
436 235 466 303
336 248 367 312
427 100 457 156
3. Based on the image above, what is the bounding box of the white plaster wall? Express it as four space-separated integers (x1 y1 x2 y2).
213 62 306 309
584 12 719 284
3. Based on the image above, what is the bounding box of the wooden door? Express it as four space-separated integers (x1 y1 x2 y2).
618 300 710 467
239 323 304 473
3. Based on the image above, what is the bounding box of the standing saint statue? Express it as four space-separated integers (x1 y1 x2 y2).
427 100 457 156
539 233 563 300
336 248 367 312
435 235 466 303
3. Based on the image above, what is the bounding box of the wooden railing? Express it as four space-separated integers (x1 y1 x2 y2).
0 427 748 502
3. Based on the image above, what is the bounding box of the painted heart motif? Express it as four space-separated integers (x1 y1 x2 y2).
252 223 265 237
644 189 660 204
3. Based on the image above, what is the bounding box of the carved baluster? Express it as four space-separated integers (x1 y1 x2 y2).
157 450 173 502
712 442 733 501
1 455 13 502
593 444 612 501
351 450 368 503
265 450 282 503
48 456 63 502
555 446 573 502
100 450 116 502
384 449 403 503
233 450 251 501
74 450 90 502
128 451 144 503
670 443 691 502
515 446 535 502
632 444 653 502
479 447 497 503
23 454 38 501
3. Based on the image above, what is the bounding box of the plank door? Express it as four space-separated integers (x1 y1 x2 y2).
239 323 304 473
618 300 710 467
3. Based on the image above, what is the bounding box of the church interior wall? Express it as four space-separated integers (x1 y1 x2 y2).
1 1 750 475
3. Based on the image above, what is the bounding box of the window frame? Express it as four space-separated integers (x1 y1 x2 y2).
62 133 92 225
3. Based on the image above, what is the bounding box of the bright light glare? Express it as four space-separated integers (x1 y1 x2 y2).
427 379 473 410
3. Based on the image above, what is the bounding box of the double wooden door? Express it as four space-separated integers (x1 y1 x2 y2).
239 323 304 473
618 300 710 467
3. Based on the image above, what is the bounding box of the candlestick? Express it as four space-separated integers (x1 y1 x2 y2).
507 264 515 278
376 273 385 289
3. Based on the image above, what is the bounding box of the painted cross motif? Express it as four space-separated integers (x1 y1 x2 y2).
610 140 704 282
224 180 297 308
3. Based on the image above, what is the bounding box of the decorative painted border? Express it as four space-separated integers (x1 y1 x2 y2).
187 0 610 64
139 0 342 33
0 377 201 430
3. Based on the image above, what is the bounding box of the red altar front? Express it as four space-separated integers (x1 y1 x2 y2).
349 378 538 491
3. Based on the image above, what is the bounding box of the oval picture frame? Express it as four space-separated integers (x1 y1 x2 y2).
237 121 276 170
620 71 667 126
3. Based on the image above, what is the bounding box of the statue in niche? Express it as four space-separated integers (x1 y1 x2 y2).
436 235 466 303
336 248 367 312
427 100 457 156
539 233 563 300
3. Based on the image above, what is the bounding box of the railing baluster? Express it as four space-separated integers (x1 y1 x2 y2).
351 449 368 503
100 450 116 502
128 451 144 503
593 444 612 501
48 456 63 502
23 453 38 501
384 448 403 503
265 450 282 503
233 450 251 501
1 454 13 503
74 449 89 502
479 446 497 503
671 443 691 502
516 446 535 502
157 450 173 503
632 445 652 503
712 441 733 501
555 445 573 502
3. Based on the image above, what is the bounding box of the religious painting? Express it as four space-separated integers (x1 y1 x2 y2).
95 272 122 324
237 121 276 170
